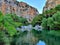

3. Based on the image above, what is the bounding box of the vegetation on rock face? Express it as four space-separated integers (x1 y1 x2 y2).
32 14 43 26
43 8 56 18
55 5 60 11
0 11 29 45
41 5 60 30
31 5 60 30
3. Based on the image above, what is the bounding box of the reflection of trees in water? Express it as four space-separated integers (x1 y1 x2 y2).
16 31 38 45
16 30 60 45
39 31 60 45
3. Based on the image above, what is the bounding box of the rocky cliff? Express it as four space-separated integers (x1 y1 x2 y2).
0 0 39 22
43 0 60 12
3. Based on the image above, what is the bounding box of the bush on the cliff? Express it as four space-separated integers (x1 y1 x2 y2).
32 14 43 26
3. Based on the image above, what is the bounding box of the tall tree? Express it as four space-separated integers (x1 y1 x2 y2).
47 17 54 30
41 18 47 30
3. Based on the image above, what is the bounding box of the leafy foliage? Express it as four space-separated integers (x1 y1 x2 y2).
55 5 60 11
32 14 43 26
0 11 28 45
41 18 47 30
47 17 54 30
42 5 60 30
52 11 60 30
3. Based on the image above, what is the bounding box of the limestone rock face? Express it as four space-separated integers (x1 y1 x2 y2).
0 0 39 22
43 0 60 12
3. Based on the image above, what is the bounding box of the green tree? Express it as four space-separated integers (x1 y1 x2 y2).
32 14 43 26
43 8 56 18
0 11 4 30
41 18 47 30
47 17 54 30
52 11 60 30
3 14 17 36
11 14 28 25
55 5 60 11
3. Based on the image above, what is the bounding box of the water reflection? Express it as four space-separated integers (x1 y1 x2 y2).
16 29 60 45
16 24 42 32
16 31 39 45
37 40 46 45
16 25 44 45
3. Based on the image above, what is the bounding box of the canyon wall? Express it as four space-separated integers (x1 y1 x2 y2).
0 0 39 22
43 0 60 12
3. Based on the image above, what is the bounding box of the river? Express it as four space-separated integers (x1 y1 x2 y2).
16 25 60 45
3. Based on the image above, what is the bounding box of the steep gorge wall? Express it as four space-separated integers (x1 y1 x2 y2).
43 0 60 12
0 0 39 22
